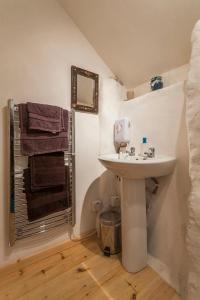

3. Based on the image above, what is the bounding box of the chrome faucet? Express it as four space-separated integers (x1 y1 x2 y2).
130 146 135 156
126 146 135 156
144 147 155 158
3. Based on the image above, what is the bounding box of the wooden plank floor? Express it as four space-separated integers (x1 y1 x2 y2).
0 236 181 300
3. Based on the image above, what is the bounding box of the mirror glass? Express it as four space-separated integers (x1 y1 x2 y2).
77 75 95 107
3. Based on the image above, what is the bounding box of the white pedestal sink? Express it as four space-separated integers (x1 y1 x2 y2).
98 154 176 273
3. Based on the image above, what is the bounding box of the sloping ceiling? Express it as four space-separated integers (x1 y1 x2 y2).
58 0 200 88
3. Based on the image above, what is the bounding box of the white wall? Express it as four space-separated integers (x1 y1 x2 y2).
132 64 189 98
98 79 125 210
0 0 119 266
119 82 190 294
185 19 200 300
74 113 101 236
99 78 126 154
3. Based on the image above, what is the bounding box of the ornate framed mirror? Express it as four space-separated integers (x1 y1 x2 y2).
71 66 99 113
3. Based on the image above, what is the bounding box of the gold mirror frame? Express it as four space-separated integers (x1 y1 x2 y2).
71 66 99 113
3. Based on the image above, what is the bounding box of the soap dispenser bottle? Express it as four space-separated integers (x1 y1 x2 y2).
140 137 148 156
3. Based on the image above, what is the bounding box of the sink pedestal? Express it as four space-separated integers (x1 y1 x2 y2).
120 178 147 272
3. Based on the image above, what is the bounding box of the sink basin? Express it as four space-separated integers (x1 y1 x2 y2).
98 153 176 273
99 154 176 179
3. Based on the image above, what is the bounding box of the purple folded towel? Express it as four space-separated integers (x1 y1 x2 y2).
23 166 70 221
29 152 65 192
19 104 68 156
27 102 64 134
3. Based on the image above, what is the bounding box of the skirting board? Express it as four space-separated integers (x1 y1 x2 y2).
70 229 97 242
148 254 180 294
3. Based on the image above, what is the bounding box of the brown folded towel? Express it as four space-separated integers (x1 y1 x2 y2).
27 102 64 133
29 152 65 192
19 104 68 156
23 166 70 221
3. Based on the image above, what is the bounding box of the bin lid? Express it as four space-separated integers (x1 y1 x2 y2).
100 210 121 225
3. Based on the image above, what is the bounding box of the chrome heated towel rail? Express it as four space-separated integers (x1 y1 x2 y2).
8 99 75 246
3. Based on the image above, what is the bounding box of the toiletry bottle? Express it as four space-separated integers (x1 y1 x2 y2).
140 137 148 156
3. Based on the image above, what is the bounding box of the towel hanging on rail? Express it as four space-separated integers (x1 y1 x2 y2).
23 166 70 221
27 102 64 134
28 152 65 192
18 103 69 156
